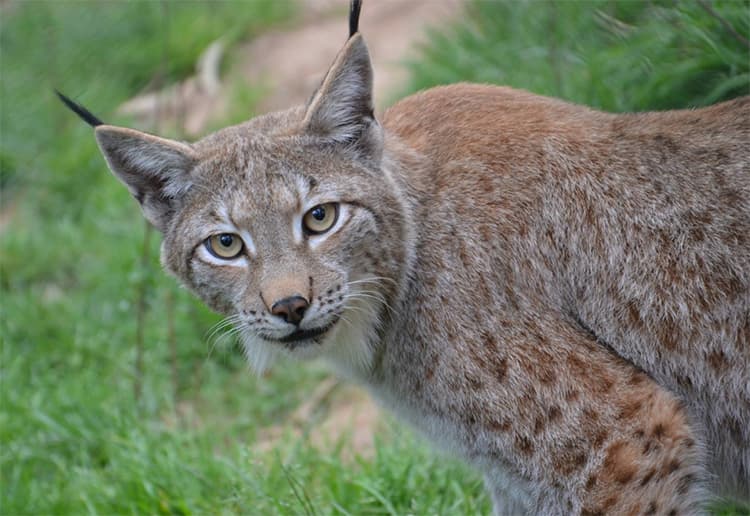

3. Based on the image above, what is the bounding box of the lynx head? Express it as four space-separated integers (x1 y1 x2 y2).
59 1 412 375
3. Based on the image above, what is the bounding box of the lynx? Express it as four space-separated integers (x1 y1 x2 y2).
59 1 749 513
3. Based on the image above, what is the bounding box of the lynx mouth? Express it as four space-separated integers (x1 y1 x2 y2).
261 319 338 347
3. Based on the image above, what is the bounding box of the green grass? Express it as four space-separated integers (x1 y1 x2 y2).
2 0 749 514
403 0 749 111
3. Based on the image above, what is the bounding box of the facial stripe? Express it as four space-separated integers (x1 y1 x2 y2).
239 229 257 256
293 174 311 245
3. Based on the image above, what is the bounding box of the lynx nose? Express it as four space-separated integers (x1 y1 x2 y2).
270 296 309 325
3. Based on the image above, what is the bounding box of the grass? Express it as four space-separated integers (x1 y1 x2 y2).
403 0 749 111
2 0 749 514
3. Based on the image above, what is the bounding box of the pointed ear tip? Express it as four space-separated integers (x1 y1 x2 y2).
344 32 370 58
93 124 123 142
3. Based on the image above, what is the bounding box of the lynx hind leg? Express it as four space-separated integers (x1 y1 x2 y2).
476 322 707 515
578 380 707 516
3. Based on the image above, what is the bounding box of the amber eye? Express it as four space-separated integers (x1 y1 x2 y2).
206 233 243 259
303 203 339 235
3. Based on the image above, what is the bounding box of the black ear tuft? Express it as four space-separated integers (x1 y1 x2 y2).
55 90 103 127
349 0 362 37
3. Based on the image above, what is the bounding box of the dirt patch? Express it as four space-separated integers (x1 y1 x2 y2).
237 0 462 114
119 0 461 136
254 377 385 460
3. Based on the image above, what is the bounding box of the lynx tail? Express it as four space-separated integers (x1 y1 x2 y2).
55 90 103 128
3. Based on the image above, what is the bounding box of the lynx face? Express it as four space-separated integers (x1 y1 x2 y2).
159 134 403 372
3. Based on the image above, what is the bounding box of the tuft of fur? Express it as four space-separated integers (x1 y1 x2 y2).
56 90 103 127
71 3 749 513
349 0 362 37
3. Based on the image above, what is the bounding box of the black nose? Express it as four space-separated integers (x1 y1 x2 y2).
270 296 309 325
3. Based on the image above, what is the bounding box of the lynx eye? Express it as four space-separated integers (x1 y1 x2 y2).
303 203 339 235
205 233 243 259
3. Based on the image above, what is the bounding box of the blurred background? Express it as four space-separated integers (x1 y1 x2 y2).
1 0 748 514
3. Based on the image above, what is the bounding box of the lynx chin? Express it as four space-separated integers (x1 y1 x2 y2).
60 0 748 513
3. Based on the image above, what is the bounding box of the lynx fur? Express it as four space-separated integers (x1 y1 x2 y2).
61 1 749 513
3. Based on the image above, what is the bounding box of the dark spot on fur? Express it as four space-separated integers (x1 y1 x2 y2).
582 406 600 423
677 474 694 495
465 371 483 390
645 501 657 515
539 365 557 385
603 441 638 484
674 374 693 389
659 319 679 350
601 494 619 510
707 349 729 372
566 354 587 374
627 300 643 328
640 468 656 486
495 357 508 382
616 398 642 421
548 405 562 423
725 417 745 445
628 371 647 386
572 451 587 471
585 474 596 489
489 419 511 433
667 510 677 516
591 427 608 448
515 435 534 456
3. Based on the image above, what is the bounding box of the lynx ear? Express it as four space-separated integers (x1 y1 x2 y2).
302 33 382 160
94 125 197 231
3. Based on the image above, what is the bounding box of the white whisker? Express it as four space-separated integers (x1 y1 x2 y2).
345 291 396 317
347 275 397 286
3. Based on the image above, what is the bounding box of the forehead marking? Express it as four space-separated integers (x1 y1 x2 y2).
292 175 312 245
217 203 257 256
